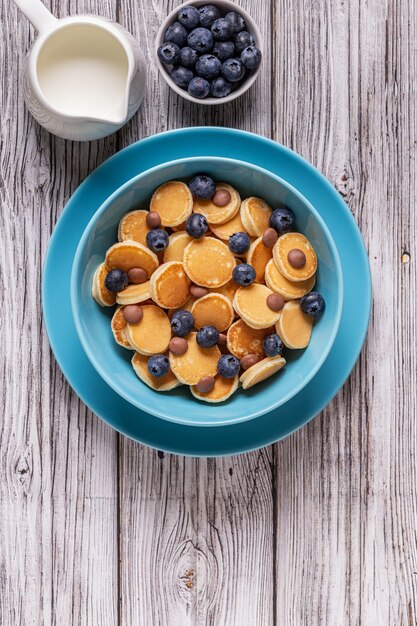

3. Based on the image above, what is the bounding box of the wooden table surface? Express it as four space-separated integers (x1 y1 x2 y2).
1 0 416 624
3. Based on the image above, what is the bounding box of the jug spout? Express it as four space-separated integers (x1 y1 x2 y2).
100 97 130 125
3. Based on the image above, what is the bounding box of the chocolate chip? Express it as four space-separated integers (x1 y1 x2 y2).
169 337 188 356
146 211 161 229
262 227 278 248
196 376 215 394
123 305 143 324
266 293 285 311
190 285 209 298
212 189 231 207
287 248 306 268
127 267 148 283
217 333 227 346
240 354 260 370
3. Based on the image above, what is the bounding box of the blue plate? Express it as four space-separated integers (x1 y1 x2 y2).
42 128 371 456
71 156 343 426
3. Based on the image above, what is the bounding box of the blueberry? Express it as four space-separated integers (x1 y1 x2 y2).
146 228 169 252
225 11 246 35
170 66 194 89
196 325 219 348
198 4 221 28
165 21 189 47
234 31 255 55
263 333 284 357
189 174 216 199
187 27 214 53
211 18 232 41
269 207 295 234
104 269 128 292
229 232 251 254
171 310 195 336
186 213 209 238
196 54 221 80
147 354 170 377
217 354 240 378
188 76 211 98
300 292 325 318
241 45 262 70
180 46 199 68
157 42 181 65
232 263 256 286
178 5 200 29
211 76 233 98
221 58 245 82
213 40 235 61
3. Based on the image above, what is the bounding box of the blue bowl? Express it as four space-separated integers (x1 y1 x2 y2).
71 157 343 427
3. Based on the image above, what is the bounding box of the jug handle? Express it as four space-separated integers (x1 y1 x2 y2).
12 0 57 34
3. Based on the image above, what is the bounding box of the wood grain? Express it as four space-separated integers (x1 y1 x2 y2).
1 0 416 624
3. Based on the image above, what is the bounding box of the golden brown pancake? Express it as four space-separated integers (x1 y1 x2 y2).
276 300 314 349
163 231 193 263
116 281 151 305
227 319 274 359
191 293 234 331
209 211 248 240
92 262 116 306
183 237 236 288
150 181 193 227
118 210 151 246
191 375 239 402
169 332 220 385
105 241 159 276
111 306 134 349
240 356 286 389
192 183 240 224
273 232 317 282
131 352 181 391
233 284 281 329
150 261 190 309
264 258 315 299
125 305 171 355
240 197 272 237
246 236 273 282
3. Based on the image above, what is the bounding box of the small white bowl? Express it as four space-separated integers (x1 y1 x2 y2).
155 0 263 105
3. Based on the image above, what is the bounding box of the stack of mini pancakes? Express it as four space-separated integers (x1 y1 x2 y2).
92 180 318 403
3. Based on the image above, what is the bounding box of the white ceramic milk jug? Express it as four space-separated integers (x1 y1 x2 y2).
13 0 147 141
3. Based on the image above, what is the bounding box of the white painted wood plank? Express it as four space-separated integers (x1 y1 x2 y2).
0 1 120 625
117 1 276 625
273 0 417 624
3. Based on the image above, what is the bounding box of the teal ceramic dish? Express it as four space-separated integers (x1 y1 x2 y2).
42 127 371 456
71 156 343 427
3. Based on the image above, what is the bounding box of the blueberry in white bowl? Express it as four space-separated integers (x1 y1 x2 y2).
155 1 263 104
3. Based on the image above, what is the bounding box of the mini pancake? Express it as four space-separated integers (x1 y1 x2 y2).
125 305 171 355
233 284 281 329
240 197 272 237
246 236 273 282
118 210 150 246
209 211 248 240
191 293 234 331
163 231 193 263
227 319 274 359
273 232 317 282
150 261 190 309
192 183 241 224
191 375 239 403
92 262 116 306
131 352 181 391
240 356 286 389
184 237 236 288
150 181 193 227
265 258 315 300
169 332 220 385
105 241 159 276
168 296 197 318
210 279 239 302
116 281 151 305
111 306 134 349
276 300 314 349
172 221 187 232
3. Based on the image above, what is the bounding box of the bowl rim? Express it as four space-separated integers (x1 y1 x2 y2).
71 155 344 426
155 0 263 106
